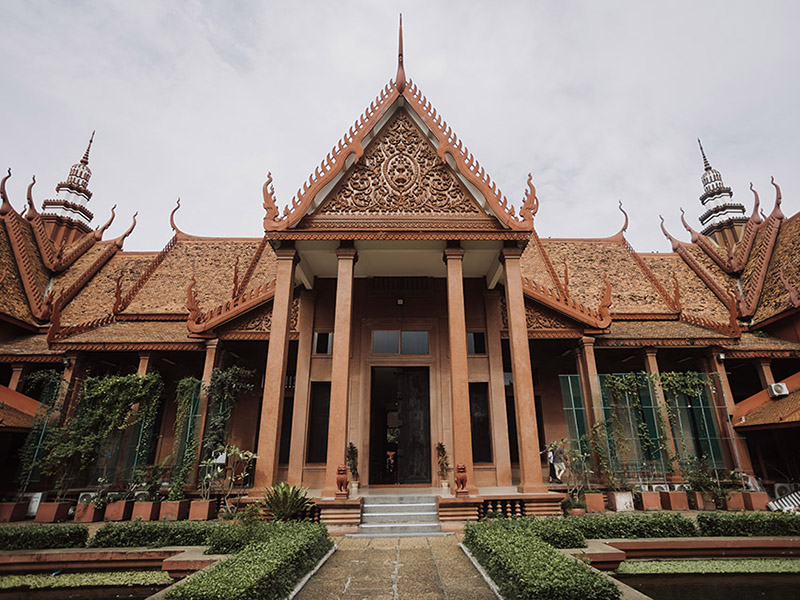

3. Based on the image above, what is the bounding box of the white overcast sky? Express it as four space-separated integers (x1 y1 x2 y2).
0 1 798 253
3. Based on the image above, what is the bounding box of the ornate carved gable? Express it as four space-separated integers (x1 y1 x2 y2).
501 296 584 337
301 110 501 230
217 297 298 340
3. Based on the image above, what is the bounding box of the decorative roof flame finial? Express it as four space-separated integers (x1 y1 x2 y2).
81 131 95 166
697 138 711 171
396 14 406 93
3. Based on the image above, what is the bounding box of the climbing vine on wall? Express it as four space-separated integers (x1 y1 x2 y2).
200 365 254 460
168 376 202 501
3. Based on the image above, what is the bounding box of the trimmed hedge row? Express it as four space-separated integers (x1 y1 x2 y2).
0 524 89 551
165 523 332 600
697 512 800 537
495 517 586 548
89 520 223 548
205 522 298 555
563 513 699 539
464 520 620 600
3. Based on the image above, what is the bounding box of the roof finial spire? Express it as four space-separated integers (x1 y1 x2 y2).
396 14 406 93
80 131 95 166
698 138 711 171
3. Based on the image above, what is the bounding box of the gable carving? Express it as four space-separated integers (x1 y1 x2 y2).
525 300 578 330
315 110 481 217
222 297 299 334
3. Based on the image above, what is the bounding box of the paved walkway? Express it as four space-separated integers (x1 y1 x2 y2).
295 535 496 600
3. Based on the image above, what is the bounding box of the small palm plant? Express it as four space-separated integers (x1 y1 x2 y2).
261 482 313 521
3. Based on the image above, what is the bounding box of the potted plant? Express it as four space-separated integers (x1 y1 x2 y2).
74 478 110 522
104 480 137 521
35 472 74 523
191 454 223 520
346 442 359 495
436 442 450 492
634 487 662 511
131 458 170 521
561 496 587 516
0 497 28 522
217 446 257 520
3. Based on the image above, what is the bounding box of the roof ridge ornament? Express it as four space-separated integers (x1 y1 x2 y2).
396 14 406 93
81 131 95 166
698 138 711 171
0 169 13 216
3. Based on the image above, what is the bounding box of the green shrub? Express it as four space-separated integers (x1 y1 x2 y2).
697 512 800 537
505 517 586 548
464 520 620 600
0 570 173 590
260 482 313 521
166 523 332 600
89 520 223 548
565 513 698 539
205 522 284 554
0 524 89 550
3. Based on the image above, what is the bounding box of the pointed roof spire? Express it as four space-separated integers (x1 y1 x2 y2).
80 131 95 166
698 138 711 171
396 14 406 93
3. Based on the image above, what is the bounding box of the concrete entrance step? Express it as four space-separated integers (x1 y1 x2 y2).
359 495 441 536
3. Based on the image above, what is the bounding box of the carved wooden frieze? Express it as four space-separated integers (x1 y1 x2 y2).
525 300 576 330
316 110 481 216
221 297 299 334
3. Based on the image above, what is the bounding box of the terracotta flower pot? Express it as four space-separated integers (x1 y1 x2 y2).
659 491 689 511
160 500 190 521
636 491 662 511
189 499 218 521
131 501 161 521
35 501 72 522
566 507 586 517
0 501 28 522
74 502 105 522
104 500 134 521
725 491 746 511
743 491 769 511
688 491 716 511
583 492 606 513
608 491 634 512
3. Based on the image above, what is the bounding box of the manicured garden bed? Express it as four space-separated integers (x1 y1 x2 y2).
0 524 89 550
0 569 173 589
617 558 800 574
463 519 621 600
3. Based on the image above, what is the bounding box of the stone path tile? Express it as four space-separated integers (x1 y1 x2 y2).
294 535 495 600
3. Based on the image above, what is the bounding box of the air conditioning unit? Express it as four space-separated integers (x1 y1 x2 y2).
672 484 690 492
20 492 42 518
651 484 670 492
768 383 789 399
134 491 150 502
77 492 97 505
774 483 794 499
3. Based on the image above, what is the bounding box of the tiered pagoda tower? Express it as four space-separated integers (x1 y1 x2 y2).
697 139 748 247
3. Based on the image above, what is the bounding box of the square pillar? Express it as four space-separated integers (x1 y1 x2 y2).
755 359 775 388
7 364 24 392
484 291 512 487
288 290 316 485
190 340 219 485
706 351 754 474
322 245 357 498
501 247 547 493
254 246 298 489
642 348 681 476
445 246 475 495
576 337 603 429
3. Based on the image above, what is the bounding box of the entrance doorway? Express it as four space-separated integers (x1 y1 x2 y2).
369 367 431 485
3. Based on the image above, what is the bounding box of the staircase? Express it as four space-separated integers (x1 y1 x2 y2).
358 495 441 536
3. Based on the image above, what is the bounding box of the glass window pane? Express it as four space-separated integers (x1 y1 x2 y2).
469 382 492 463
306 383 330 463
372 331 399 353
314 332 332 354
401 331 428 354
468 332 486 354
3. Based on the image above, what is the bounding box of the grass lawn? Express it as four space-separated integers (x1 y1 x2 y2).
617 558 800 575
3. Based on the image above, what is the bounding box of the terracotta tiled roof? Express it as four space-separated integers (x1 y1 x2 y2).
752 213 800 325
682 244 737 298
0 223 36 325
725 332 800 352
59 320 199 346
50 243 111 301
541 239 672 314
0 403 35 430
520 237 561 290
0 334 60 358
122 238 273 315
640 253 730 323
597 320 730 340
59 253 153 325
736 389 800 428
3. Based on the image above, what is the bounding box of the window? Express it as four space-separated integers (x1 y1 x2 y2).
401 331 428 354
306 382 331 463
469 382 492 463
313 332 333 355
467 332 486 354
372 330 429 355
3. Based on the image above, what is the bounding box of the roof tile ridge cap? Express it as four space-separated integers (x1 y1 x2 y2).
237 236 270 294
522 275 607 327
402 80 530 231
620 231 680 313
23 176 57 269
52 242 119 316
169 198 194 241
678 311 739 338
2 204 46 319
116 231 179 314
53 205 117 270
740 202 783 316
49 312 116 343
731 185 762 271
679 208 735 273
188 278 276 333
529 229 565 296
271 80 399 231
